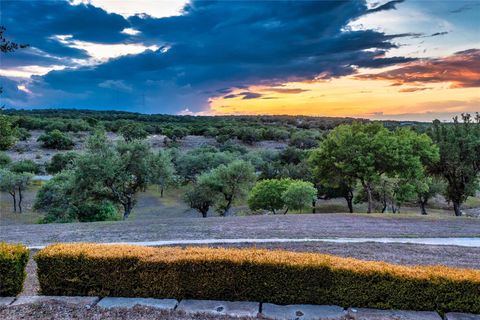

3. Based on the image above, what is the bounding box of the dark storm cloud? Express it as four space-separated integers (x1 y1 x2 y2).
0 0 129 66
3 0 416 112
366 0 404 14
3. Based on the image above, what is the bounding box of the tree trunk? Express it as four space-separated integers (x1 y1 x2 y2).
9 191 16 212
419 200 427 215
346 196 353 213
201 210 207 218
312 199 316 213
18 187 23 213
160 187 164 198
453 201 462 216
222 197 233 217
283 208 289 215
365 184 373 213
123 199 133 220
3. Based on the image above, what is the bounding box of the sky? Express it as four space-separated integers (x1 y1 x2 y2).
0 0 479 121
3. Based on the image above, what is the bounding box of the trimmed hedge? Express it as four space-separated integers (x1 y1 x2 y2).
0 242 29 296
35 244 480 313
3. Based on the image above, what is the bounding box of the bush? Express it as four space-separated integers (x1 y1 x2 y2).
9 159 39 174
0 152 12 168
45 152 78 174
0 243 29 296
37 129 74 150
36 244 480 313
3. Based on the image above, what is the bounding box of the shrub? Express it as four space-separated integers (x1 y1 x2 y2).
36 244 480 313
0 243 29 296
9 159 39 174
0 152 12 168
119 123 148 142
37 129 74 150
45 151 78 174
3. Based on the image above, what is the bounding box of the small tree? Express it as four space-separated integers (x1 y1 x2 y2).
37 129 74 150
0 115 17 150
0 169 17 212
200 160 256 216
429 114 480 216
248 179 292 214
282 180 317 213
0 169 31 212
415 176 445 215
310 122 438 213
149 150 177 197
15 172 32 213
183 182 217 218
73 131 152 219
119 123 148 142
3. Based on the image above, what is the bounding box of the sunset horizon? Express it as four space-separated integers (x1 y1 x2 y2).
1 0 479 121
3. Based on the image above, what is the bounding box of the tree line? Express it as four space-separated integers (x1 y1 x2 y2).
0 113 478 221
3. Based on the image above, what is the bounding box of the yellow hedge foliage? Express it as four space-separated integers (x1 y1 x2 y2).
0 242 29 296
36 243 480 313
37 243 480 282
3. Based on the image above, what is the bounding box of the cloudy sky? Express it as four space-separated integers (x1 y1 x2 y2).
0 0 479 121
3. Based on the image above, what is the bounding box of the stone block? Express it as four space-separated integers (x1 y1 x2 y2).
261 303 346 320
177 299 260 317
97 297 178 310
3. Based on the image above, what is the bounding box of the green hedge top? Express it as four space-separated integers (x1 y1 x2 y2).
0 242 29 296
35 243 480 313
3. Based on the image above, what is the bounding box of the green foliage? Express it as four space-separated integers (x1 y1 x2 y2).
429 114 480 216
119 122 148 142
198 160 256 216
415 176 446 215
175 147 236 182
248 179 292 214
183 181 218 218
35 170 120 223
45 151 79 174
76 201 119 222
0 243 29 296
148 150 177 197
9 159 39 174
15 127 31 141
235 127 263 144
282 180 317 212
289 130 321 149
74 132 152 219
163 126 189 142
36 244 480 313
0 152 12 168
0 168 33 212
0 115 17 150
310 122 439 213
37 129 74 150
35 171 76 223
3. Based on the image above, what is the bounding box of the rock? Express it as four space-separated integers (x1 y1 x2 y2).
347 307 442 320
97 297 178 310
11 296 99 307
177 299 260 317
445 313 480 320
261 303 346 320
0 297 15 306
